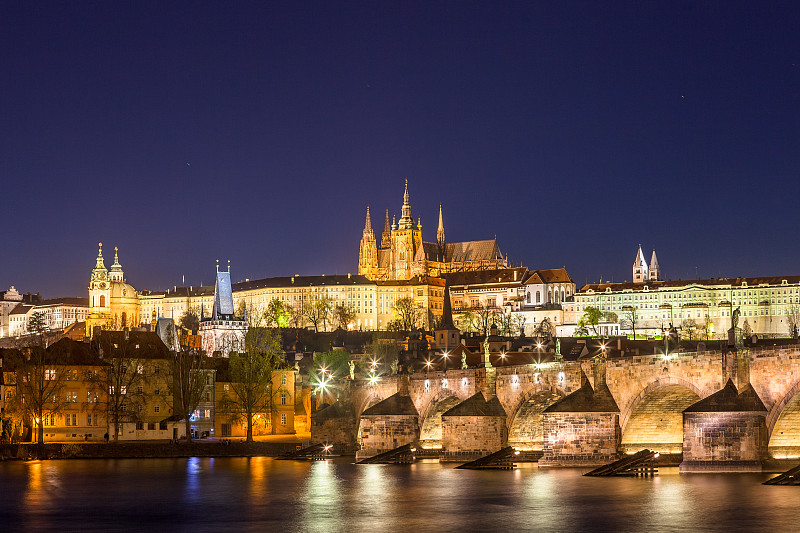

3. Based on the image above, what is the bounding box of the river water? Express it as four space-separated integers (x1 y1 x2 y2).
0 458 796 532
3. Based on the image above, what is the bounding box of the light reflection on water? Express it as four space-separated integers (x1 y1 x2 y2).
0 459 798 532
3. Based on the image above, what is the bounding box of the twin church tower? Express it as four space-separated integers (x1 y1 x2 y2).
632 244 660 283
358 181 506 281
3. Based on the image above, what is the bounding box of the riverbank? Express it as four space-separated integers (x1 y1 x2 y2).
0 439 310 461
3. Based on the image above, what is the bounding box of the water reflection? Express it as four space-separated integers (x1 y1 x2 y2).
184 457 202 502
0 458 798 532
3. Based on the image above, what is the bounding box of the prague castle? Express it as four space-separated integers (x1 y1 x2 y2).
358 181 506 281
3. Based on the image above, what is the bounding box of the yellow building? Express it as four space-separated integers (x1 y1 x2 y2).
86 243 140 336
2 339 108 443
215 364 297 438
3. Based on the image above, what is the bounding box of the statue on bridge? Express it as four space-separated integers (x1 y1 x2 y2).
728 306 742 349
348 360 355 380
555 339 562 361
461 353 467 369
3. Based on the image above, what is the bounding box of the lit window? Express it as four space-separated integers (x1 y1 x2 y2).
281 413 287 425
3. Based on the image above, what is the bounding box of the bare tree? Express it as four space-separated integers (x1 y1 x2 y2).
620 306 638 339
284 303 305 328
170 345 209 443
224 328 284 441
6 346 70 446
96 338 149 441
392 297 422 331
332 303 357 330
473 304 497 336
303 296 332 332
682 318 699 340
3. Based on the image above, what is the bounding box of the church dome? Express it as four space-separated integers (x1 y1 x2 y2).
110 280 138 299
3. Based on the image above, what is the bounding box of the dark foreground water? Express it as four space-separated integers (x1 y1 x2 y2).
0 458 796 532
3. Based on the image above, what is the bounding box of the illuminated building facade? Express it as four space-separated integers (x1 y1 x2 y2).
567 276 800 338
358 181 506 281
199 265 248 356
86 243 139 336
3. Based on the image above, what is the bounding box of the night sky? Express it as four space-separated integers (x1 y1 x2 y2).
2 2 799 298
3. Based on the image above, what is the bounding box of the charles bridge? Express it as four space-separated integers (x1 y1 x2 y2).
312 344 800 471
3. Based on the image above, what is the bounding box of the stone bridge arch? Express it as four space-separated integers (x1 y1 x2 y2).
507 384 566 451
619 377 705 454
767 378 800 458
352 377 399 420
419 390 465 449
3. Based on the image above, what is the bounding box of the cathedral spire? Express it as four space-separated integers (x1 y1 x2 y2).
363 205 374 237
381 208 391 248
437 204 445 248
398 179 413 229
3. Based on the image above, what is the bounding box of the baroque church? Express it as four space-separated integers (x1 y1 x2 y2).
358 181 506 281
86 243 140 336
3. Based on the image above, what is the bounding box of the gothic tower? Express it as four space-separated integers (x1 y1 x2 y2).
390 180 422 280
633 245 649 283
437 204 446 253
358 206 378 278
380 208 391 249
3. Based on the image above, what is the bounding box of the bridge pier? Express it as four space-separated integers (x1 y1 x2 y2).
441 392 507 462
355 380 420 461
540 365 622 467
680 379 769 472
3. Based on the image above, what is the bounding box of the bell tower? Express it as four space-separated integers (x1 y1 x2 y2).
390 180 422 280
87 242 111 335
633 245 649 284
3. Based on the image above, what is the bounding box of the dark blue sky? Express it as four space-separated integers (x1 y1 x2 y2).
2 2 799 297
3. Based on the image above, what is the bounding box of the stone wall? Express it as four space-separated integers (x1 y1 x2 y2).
357 414 419 460
681 412 767 472
441 415 507 461
540 412 620 466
